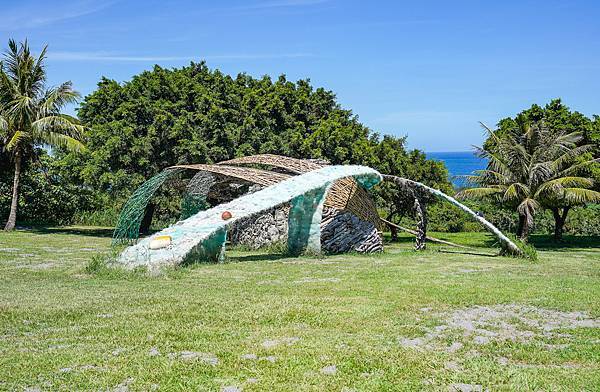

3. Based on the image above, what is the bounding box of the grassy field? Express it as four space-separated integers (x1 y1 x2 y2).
0 228 599 391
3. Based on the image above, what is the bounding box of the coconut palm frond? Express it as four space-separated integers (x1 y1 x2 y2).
478 147 515 180
563 188 600 205
59 113 82 124
0 66 19 97
3 39 21 81
37 131 85 152
503 182 529 202
455 187 503 200
557 158 600 177
550 144 596 172
39 82 80 116
554 131 584 148
30 45 47 97
7 94 34 119
31 115 86 139
529 162 553 186
468 169 512 185
6 130 28 150
535 176 594 199
479 121 497 136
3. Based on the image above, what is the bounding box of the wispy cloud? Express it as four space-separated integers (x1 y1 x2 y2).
48 51 315 62
0 0 115 31
233 0 331 11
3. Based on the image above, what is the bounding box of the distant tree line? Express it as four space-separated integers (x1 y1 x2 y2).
2 40 599 240
1 56 450 227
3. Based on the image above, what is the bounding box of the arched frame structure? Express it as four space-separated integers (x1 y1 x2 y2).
117 165 383 270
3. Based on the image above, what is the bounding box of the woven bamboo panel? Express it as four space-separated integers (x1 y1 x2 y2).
218 154 324 174
221 155 381 227
171 164 291 186
327 178 381 227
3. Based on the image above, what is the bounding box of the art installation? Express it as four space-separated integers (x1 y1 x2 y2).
113 155 383 253
116 164 382 270
113 154 522 269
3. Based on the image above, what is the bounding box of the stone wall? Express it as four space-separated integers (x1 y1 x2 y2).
230 204 290 249
230 205 382 253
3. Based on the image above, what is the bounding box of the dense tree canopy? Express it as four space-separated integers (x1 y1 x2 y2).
57 61 450 224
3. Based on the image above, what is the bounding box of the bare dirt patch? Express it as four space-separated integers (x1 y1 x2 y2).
167 351 219 365
261 337 300 349
399 304 600 351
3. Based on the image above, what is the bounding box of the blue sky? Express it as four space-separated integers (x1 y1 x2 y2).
2 0 599 151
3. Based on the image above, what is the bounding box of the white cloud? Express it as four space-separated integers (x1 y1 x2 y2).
0 0 115 31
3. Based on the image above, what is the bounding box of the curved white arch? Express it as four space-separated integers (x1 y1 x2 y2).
383 175 522 256
117 165 382 270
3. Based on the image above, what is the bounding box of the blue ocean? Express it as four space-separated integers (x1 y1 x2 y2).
426 151 487 188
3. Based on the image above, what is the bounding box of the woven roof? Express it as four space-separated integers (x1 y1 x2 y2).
172 164 290 187
172 155 381 228
218 154 324 174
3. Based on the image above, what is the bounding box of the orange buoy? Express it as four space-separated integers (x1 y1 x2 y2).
221 211 232 220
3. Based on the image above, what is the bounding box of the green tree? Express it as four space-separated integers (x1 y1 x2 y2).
458 121 600 241
492 100 600 239
59 62 450 223
0 39 85 230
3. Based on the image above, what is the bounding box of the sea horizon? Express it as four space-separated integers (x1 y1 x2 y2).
426 151 487 187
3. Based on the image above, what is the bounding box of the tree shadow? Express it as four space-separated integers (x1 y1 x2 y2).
529 235 600 250
25 226 115 238
383 236 416 245
226 253 292 263
436 249 498 257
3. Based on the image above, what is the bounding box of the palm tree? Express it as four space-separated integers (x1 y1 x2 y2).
0 39 86 230
457 121 600 241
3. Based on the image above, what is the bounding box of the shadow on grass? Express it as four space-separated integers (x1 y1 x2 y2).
437 249 498 257
528 235 600 250
24 226 115 238
226 253 292 263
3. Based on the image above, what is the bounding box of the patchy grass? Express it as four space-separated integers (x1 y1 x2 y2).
0 227 598 391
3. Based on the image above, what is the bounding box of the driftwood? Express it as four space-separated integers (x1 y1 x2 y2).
321 207 382 253
380 218 468 249
413 197 427 250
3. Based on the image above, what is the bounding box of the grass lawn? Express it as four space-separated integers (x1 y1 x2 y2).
0 227 599 391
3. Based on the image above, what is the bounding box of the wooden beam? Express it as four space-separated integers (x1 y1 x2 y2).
380 218 469 249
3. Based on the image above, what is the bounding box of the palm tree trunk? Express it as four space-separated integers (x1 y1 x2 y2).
520 218 529 242
516 214 525 238
551 207 569 241
4 151 21 231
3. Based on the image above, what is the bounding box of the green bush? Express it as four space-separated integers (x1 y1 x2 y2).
0 152 101 226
